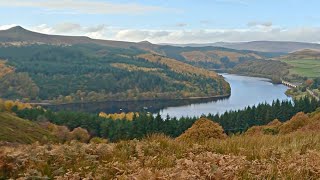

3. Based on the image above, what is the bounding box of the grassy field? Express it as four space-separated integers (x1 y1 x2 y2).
282 59 320 78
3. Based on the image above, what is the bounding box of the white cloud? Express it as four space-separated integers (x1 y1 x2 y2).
247 21 273 28
0 0 174 15
2 23 320 44
28 23 107 39
112 27 320 44
0 24 18 30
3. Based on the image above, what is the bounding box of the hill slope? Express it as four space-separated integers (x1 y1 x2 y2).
3 111 320 179
168 41 320 53
0 112 56 143
278 49 320 78
0 26 157 50
280 49 320 60
0 44 230 102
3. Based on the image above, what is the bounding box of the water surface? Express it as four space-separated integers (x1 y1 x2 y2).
45 74 291 118
159 73 291 118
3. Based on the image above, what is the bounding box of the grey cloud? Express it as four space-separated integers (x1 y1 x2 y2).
83 24 107 33
176 23 187 27
247 21 273 27
54 23 81 33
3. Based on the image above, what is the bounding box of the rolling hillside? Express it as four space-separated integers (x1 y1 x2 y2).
0 27 231 103
0 26 158 51
3 110 320 179
279 49 320 78
0 112 56 144
167 41 320 53
280 49 320 60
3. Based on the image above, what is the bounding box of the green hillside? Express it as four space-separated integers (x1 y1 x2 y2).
0 44 230 103
0 112 56 144
279 50 320 78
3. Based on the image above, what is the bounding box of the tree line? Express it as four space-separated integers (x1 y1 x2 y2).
12 97 319 142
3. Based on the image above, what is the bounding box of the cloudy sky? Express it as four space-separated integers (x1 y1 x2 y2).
0 0 320 43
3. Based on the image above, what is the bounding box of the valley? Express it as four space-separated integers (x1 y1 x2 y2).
3 1 320 179
1 26 320 179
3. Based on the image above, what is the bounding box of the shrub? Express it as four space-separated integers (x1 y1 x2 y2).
176 118 226 142
69 127 91 143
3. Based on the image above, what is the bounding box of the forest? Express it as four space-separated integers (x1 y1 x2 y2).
13 97 320 142
0 44 229 102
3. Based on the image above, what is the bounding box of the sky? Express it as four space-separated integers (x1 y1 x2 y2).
0 0 320 44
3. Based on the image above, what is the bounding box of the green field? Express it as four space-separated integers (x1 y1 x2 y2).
282 59 320 78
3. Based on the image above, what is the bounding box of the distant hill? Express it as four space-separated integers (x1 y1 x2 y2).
0 26 161 52
0 112 56 144
166 41 320 53
280 49 320 60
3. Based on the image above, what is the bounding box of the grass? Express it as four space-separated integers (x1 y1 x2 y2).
282 59 320 78
0 112 56 144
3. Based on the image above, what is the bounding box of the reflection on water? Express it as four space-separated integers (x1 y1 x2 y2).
44 96 228 115
44 74 291 118
159 74 291 118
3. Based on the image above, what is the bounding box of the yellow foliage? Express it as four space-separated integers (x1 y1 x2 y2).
0 60 14 78
0 100 32 112
111 63 159 72
99 112 139 121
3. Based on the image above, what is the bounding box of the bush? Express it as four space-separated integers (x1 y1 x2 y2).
69 127 91 143
177 118 226 142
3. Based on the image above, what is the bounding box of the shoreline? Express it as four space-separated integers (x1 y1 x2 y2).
31 94 231 106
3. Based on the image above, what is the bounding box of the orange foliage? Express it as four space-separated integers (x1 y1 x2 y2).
137 54 219 79
177 118 227 142
245 119 282 136
305 79 314 87
279 112 310 134
0 60 14 78
69 127 91 143
181 51 220 63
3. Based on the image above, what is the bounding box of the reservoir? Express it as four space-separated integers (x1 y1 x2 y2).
45 74 291 118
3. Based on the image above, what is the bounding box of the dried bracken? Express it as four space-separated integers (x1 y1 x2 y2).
246 119 282 136
2 132 320 179
177 118 227 142
3 113 320 179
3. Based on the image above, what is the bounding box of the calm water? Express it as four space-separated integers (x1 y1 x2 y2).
159 74 291 118
45 74 291 118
